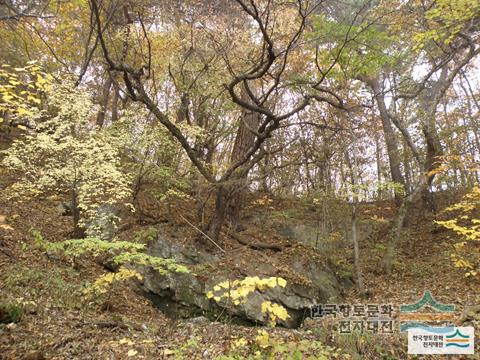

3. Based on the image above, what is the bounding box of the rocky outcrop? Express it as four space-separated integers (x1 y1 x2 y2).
141 232 349 328
86 204 121 241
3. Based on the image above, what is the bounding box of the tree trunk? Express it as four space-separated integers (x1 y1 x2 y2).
345 148 364 294
351 202 364 292
225 85 261 230
203 85 261 241
96 77 112 128
369 78 405 206
374 131 383 200
403 138 412 194
419 66 448 211
111 82 119 122
204 185 229 243
421 117 442 211
71 188 84 238
382 175 427 274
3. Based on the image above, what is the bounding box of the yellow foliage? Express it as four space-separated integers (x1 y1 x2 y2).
261 300 290 326
206 276 287 303
252 196 273 206
119 338 134 346
436 186 480 279
127 349 138 357
0 224 14 231
231 338 248 350
413 0 480 48
206 276 289 326
0 63 50 125
255 330 270 349
88 267 142 295
2 81 134 235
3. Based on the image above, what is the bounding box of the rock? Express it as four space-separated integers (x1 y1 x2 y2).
56 202 72 216
141 232 345 328
458 305 480 325
100 257 121 272
148 233 215 264
85 204 121 240
190 316 209 324
275 223 328 248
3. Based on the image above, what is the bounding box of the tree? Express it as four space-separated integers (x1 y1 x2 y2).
379 0 480 273
2 79 132 237
0 0 54 21
316 0 480 273
89 0 352 244
0 62 50 130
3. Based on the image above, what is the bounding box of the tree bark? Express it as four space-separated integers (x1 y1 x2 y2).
418 65 449 211
345 148 364 294
402 138 412 194
225 85 261 230
203 85 261 241
111 82 119 122
382 175 427 274
369 78 406 206
374 131 383 200
71 188 84 238
204 185 229 243
96 76 112 128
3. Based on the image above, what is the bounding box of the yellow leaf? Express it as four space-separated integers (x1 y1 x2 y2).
255 330 270 348
119 338 134 345
127 349 138 357
17 107 33 117
0 224 14 231
231 338 248 349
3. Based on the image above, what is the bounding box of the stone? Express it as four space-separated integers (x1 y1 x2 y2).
141 231 346 328
56 201 72 216
85 204 121 241
190 316 209 324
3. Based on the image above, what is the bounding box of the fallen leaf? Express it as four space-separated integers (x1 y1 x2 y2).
0 224 14 231
163 349 175 356
127 349 138 357
119 338 134 346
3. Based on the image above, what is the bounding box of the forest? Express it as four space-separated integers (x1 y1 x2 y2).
0 0 479 359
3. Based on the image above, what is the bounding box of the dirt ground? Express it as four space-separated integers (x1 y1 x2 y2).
1 184 479 359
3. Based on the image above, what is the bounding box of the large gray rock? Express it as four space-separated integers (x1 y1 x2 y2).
141 232 346 328
277 223 318 246
56 201 73 216
276 223 349 252
86 204 121 240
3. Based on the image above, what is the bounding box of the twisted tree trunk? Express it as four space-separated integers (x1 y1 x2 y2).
204 84 261 242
